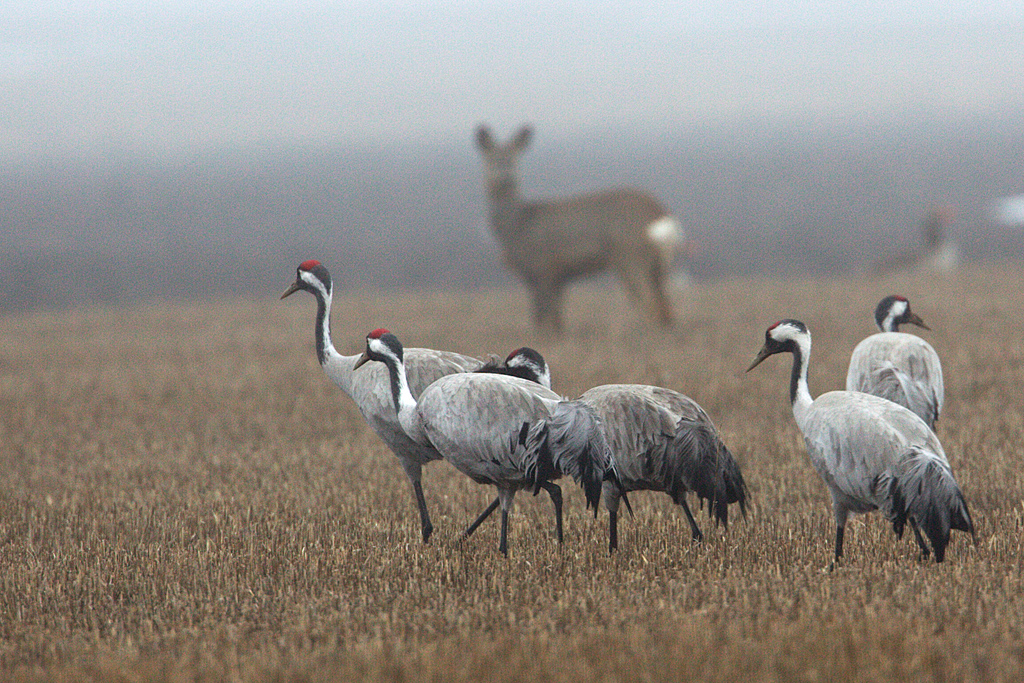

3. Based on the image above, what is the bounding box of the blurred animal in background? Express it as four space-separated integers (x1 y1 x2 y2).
749 320 974 565
475 124 687 335
874 205 959 274
846 295 944 430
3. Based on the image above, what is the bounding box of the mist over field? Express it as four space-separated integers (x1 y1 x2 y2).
2 115 1024 311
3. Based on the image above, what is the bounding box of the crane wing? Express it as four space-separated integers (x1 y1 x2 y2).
801 391 946 512
417 374 560 487
405 348 483 397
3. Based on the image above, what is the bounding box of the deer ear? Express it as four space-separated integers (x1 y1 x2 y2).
512 125 533 151
475 125 493 150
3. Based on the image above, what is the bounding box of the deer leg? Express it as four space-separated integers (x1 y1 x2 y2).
530 282 564 335
641 257 674 327
647 261 674 327
614 259 673 328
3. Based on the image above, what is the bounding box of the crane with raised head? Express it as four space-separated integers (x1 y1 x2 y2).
748 319 973 565
281 260 484 543
846 295 943 430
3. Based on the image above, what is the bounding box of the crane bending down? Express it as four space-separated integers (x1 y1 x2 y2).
462 347 561 539
355 329 627 555
282 260 484 543
846 295 944 430
282 260 561 542
748 319 974 564
577 384 748 551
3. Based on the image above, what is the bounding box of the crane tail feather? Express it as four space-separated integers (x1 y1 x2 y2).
887 449 974 562
670 419 748 529
544 402 615 513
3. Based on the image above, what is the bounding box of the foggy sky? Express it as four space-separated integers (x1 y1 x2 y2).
3 1 1024 166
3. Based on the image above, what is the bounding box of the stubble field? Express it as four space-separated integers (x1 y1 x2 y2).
1 265 1022 682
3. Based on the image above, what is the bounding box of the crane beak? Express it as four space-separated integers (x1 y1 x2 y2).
746 345 772 372
280 281 301 299
906 312 930 330
353 352 371 371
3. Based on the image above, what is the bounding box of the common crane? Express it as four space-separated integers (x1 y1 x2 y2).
846 295 943 430
748 319 974 564
466 347 561 540
577 384 748 551
355 329 624 555
281 260 483 543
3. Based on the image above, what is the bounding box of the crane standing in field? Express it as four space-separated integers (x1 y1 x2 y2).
748 319 974 564
355 328 625 555
846 295 944 430
464 346 561 540
577 384 748 552
475 124 684 335
282 260 563 543
467 352 746 552
282 260 482 542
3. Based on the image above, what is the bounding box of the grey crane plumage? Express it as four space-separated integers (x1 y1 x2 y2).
282 260 483 543
846 295 944 430
749 319 974 564
464 346 561 539
577 384 748 551
355 329 622 555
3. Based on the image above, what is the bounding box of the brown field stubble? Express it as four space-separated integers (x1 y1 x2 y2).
1 265 1023 682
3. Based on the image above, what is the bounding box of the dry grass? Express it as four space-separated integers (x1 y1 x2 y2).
2 265 1023 682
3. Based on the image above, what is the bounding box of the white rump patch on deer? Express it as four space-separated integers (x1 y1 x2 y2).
646 215 683 270
646 216 682 247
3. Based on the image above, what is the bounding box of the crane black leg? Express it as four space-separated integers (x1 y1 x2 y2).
609 507 618 552
679 497 704 542
909 519 931 558
463 497 500 538
835 525 845 561
537 481 563 543
499 508 510 556
412 480 433 543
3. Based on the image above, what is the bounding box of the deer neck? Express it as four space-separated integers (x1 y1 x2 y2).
485 177 526 243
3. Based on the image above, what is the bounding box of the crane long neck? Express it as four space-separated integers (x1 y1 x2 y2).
789 339 814 423
878 311 899 333
382 353 428 446
313 288 333 366
312 286 356 395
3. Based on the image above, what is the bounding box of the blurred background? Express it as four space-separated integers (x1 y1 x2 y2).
2 1 1023 311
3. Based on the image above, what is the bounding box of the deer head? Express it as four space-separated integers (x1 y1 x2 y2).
475 124 533 197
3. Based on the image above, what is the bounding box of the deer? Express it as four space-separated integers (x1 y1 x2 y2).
475 124 684 335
